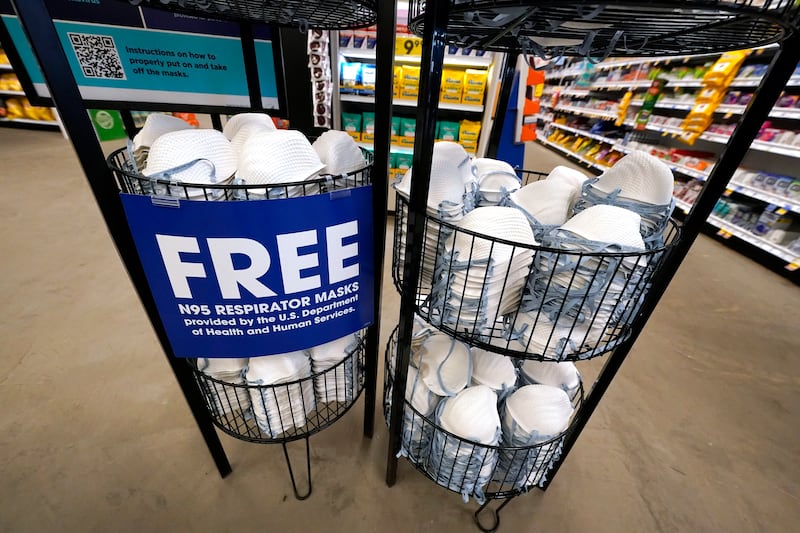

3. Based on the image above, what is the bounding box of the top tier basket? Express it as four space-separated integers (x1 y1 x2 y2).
107 146 373 201
121 0 378 29
408 0 800 57
392 169 681 362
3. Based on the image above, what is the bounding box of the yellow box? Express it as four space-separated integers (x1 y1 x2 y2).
459 120 481 143
459 140 477 153
399 136 416 147
442 68 465 89
461 89 485 105
346 131 361 142
440 86 462 103
401 85 419 99
362 132 375 143
391 135 404 145
402 65 421 82
464 68 488 90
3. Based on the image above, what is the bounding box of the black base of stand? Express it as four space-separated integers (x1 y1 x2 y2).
282 437 313 500
474 497 516 533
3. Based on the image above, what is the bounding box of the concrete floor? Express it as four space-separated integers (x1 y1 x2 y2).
1 128 798 532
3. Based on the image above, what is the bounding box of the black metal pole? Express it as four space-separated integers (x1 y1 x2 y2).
385 0 451 486
486 50 519 159
239 21 264 111
119 109 137 138
211 113 223 131
12 0 232 479
542 36 800 488
363 0 397 439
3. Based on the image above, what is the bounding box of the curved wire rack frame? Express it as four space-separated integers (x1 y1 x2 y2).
392 169 681 361
121 0 377 29
408 0 800 58
190 333 366 444
107 146 373 201
383 326 584 501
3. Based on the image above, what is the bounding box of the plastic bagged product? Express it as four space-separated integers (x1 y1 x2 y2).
246 351 314 438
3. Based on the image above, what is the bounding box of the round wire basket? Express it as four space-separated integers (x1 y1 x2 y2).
384 326 584 501
191 333 366 444
407 0 800 57
121 0 378 29
392 169 681 362
107 146 373 201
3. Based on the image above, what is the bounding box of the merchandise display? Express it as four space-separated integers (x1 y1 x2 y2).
0 47 58 128
109 112 373 201
539 49 800 270
384 326 583 502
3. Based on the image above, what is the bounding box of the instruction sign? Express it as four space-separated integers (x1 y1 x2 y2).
121 188 375 358
0 0 279 109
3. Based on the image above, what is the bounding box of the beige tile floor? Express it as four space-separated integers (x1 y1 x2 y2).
0 128 798 532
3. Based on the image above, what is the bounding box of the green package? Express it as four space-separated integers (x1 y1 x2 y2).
437 120 460 141
391 116 401 137
401 118 416 138
389 151 397 169
362 112 375 134
395 152 413 170
342 112 361 133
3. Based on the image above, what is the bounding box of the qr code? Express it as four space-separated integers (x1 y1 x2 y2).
68 32 126 80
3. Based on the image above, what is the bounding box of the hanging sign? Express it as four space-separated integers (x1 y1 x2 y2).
121 188 375 358
0 0 279 110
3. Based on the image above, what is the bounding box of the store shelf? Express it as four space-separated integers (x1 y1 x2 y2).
0 89 25 96
0 117 59 127
727 182 800 214
549 122 621 146
536 137 609 173
592 79 653 90
0 63 12 71
339 47 493 67
707 215 799 263
340 93 484 113
553 104 617 121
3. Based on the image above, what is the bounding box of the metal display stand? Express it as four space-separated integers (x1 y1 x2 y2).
383 1 800 530
10 0 387 499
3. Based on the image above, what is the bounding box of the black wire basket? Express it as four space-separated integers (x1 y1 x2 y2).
392 169 681 361
120 0 378 29
190 332 366 444
408 0 800 57
384 326 583 502
107 146 373 201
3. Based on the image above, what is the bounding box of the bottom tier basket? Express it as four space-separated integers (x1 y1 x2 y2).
384 326 583 502
190 334 366 444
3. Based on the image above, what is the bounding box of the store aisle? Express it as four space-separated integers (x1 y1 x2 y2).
0 128 798 532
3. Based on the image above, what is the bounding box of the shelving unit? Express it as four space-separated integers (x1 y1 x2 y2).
538 41 800 275
388 1 800 530
9 0 388 501
0 42 60 130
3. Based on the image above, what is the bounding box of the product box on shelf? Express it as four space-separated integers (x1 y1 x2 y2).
342 112 361 141
361 64 377 91
391 116 402 145
458 119 481 144
393 66 403 98
437 120 460 142
362 112 375 143
440 86 462 103
340 62 361 90
400 118 416 147
462 68 488 105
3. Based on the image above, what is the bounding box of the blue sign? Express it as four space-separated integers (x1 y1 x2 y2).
121 188 375 358
0 0 280 109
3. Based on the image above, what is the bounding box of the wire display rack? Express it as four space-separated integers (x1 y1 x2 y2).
107 146 373 201
119 0 378 29
384 325 584 531
408 1 800 57
391 178 681 361
386 0 800 531
191 335 366 499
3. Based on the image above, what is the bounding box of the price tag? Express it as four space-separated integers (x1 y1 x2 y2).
395 37 422 57
776 207 788 215
723 189 733 197
785 259 800 271
724 112 734 119
716 229 733 239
